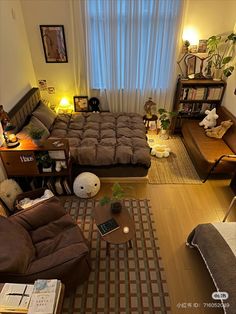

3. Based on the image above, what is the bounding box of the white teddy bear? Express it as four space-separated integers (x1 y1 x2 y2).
0 179 23 211
151 144 171 158
199 108 219 129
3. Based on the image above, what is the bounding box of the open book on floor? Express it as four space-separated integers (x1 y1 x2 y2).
0 283 34 313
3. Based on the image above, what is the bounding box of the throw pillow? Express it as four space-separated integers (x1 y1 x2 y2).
205 120 233 139
17 189 54 209
32 101 56 130
16 116 50 140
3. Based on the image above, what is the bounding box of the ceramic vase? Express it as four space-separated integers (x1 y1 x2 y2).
213 68 223 81
159 129 169 140
33 139 43 147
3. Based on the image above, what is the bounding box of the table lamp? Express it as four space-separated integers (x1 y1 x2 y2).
56 97 73 114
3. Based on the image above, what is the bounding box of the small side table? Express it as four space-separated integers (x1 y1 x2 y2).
93 204 135 255
143 114 158 133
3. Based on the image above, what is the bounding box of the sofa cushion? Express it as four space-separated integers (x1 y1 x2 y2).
0 216 35 273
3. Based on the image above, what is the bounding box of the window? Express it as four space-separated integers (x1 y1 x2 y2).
85 0 181 90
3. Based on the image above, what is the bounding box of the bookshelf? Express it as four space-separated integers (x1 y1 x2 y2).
171 78 226 133
0 139 72 195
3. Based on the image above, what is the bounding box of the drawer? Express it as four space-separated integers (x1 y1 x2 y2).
0 151 39 176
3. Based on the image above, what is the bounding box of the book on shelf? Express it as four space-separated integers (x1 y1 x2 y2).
207 87 223 100
54 178 64 195
28 279 62 314
200 103 212 114
181 87 207 100
62 178 71 195
0 283 34 313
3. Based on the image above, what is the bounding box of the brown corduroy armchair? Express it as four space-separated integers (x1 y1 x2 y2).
0 195 91 292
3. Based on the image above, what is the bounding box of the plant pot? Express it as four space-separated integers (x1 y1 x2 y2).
33 139 43 147
159 129 169 140
213 68 223 81
110 201 122 214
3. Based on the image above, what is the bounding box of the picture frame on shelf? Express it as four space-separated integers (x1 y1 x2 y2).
40 25 68 63
198 39 207 53
74 96 89 112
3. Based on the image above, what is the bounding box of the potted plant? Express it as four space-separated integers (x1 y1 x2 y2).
207 32 236 80
29 127 45 146
36 152 53 173
100 183 125 214
158 108 176 139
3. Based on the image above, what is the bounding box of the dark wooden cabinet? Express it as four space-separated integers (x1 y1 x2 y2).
171 77 227 133
0 139 72 194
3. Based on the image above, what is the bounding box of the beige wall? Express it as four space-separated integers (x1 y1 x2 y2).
21 0 76 108
0 0 37 112
183 0 236 115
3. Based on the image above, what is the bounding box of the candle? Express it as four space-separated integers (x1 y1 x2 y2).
8 134 17 142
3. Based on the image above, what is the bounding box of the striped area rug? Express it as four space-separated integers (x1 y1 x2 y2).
147 134 202 184
62 198 171 314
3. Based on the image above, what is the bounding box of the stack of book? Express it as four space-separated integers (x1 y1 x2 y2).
28 279 62 314
0 280 62 314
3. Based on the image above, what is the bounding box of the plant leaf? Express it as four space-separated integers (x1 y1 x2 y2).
223 66 234 77
99 196 111 206
222 56 232 64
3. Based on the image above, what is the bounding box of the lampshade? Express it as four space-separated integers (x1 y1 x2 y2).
4 122 15 132
182 27 199 45
59 97 70 108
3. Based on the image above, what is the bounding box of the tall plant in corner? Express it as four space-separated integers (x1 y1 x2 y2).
207 32 236 78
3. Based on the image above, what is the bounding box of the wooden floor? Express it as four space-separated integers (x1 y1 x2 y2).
97 178 235 314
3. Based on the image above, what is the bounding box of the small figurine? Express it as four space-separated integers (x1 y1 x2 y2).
144 97 156 119
0 105 10 130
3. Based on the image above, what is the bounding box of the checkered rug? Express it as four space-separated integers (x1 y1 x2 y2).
62 198 171 314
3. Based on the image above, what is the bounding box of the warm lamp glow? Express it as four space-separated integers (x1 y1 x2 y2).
59 97 70 108
182 27 199 45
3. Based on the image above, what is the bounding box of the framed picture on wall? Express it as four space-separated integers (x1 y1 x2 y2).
40 25 68 63
74 96 89 112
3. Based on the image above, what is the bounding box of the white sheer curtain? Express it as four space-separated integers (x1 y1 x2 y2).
71 0 183 113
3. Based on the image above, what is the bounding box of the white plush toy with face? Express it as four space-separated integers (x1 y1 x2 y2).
73 172 101 198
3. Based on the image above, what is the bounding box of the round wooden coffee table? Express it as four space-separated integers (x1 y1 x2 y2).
93 204 135 255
